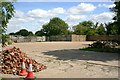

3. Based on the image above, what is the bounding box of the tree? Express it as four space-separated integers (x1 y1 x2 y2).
94 22 99 29
0 1 15 33
96 23 106 35
73 21 94 35
15 29 29 36
111 1 120 34
64 30 73 35
86 22 99 35
42 17 68 36
13 29 34 36
80 21 94 28
2 34 9 47
86 28 97 35
9 32 15 35
35 30 44 36
86 22 100 35
28 31 34 36
105 22 118 35
0 1 15 46
73 24 88 35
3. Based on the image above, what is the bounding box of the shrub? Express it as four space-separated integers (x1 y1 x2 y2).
89 41 118 48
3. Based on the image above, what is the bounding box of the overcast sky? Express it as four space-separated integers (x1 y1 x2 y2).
7 1 115 33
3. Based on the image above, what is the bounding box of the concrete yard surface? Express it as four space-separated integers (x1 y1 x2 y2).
1 42 119 78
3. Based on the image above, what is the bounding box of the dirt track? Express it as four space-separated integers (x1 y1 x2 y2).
1 42 119 78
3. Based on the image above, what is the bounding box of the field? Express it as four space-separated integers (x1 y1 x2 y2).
1 42 119 78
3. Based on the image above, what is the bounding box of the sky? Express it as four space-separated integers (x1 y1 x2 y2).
7 1 115 34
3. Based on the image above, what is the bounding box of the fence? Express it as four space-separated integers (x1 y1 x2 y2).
10 35 120 43
10 36 46 43
46 35 86 41
71 35 86 41
46 35 71 41
86 35 120 41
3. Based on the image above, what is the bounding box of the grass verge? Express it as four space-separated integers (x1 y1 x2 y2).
80 47 120 53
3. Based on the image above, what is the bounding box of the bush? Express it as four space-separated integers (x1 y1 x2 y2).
89 41 118 48
2 34 12 47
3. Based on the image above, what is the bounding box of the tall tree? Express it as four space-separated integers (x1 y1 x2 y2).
96 23 106 35
111 1 120 34
73 21 94 35
94 22 99 29
35 29 44 36
42 17 68 36
0 1 15 46
86 22 99 36
73 24 88 35
86 28 97 35
105 22 118 35
80 21 94 28
28 31 34 36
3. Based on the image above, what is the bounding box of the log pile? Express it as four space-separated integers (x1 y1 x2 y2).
0 47 47 75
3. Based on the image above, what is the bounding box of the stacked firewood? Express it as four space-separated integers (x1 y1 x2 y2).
0 47 46 75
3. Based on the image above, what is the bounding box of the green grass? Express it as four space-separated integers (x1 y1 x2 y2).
80 47 120 53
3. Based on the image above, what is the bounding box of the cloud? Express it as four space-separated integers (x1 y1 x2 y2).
9 17 35 23
28 7 65 18
7 16 35 33
27 9 53 18
7 19 40 34
7 7 65 33
7 3 115 33
67 3 96 14
98 4 115 8
91 12 115 23
7 24 39 34
66 15 86 22
7 25 22 33
14 10 24 18
48 7 65 14
22 17 35 22
65 15 86 30
39 20 49 24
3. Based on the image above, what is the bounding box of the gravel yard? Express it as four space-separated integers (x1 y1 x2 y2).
1 42 119 78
